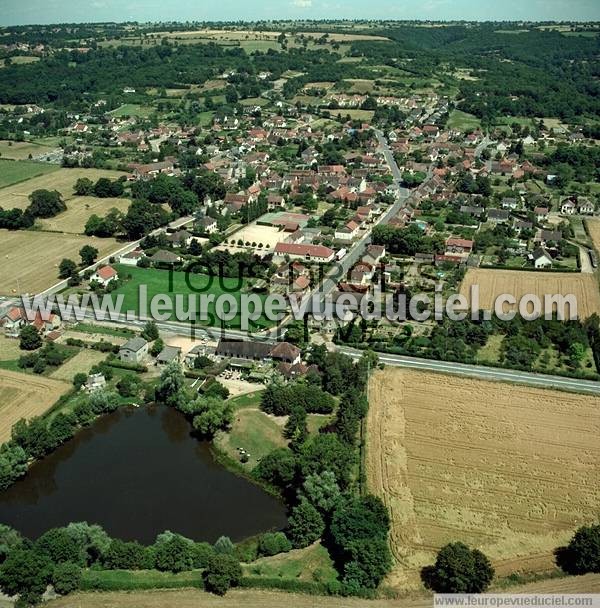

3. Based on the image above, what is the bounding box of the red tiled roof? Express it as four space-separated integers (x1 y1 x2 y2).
274 243 334 259
96 266 118 280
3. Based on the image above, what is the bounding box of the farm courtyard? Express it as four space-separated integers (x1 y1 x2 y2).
366 368 600 590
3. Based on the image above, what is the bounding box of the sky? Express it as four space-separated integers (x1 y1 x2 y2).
1 0 599 26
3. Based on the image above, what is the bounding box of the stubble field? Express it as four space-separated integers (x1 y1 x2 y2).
366 368 600 589
459 268 600 319
0 229 122 295
0 167 126 210
38 196 130 234
0 369 70 442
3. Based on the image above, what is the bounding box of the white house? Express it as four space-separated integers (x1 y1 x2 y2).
335 220 360 242
531 247 553 269
560 200 576 215
118 250 146 266
90 265 118 286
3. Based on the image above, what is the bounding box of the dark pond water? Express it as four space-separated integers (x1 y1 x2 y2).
0 405 287 544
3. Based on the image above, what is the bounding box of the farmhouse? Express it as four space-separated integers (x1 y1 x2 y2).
274 243 335 263
119 337 148 364
0 307 25 338
90 265 118 287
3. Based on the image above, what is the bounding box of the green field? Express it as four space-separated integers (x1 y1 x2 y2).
109 104 154 118
447 109 481 131
0 159 60 189
112 265 275 329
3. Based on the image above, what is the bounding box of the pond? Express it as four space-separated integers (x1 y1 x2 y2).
0 405 287 544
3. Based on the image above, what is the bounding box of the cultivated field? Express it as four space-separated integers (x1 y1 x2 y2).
0 167 126 210
39 196 130 234
0 335 21 361
367 368 600 589
0 369 70 442
0 159 59 189
0 140 58 161
50 350 108 382
459 268 600 319
586 218 600 254
0 230 122 295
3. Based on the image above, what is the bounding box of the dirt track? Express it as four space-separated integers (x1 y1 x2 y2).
366 368 600 589
47 574 600 608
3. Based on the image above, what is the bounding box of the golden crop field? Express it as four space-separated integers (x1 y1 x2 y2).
366 368 600 590
0 167 126 210
459 268 600 319
39 196 130 234
49 350 108 382
0 229 122 295
587 218 600 254
0 369 71 442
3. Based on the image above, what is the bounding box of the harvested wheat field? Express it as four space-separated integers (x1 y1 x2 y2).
367 368 600 590
0 167 126 210
460 268 600 319
0 229 122 295
0 369 70 442
50 350 108 382
587 218 600 254
39 196 130 234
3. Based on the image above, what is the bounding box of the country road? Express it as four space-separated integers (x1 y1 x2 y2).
338 345 600 395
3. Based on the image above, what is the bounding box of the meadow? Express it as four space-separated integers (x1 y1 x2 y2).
0 158 59 189
112 265 276 329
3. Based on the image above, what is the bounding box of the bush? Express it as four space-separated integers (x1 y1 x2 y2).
52 561 82 595
36 528 84 565
153 534 195 573
102 540 152 570
555 524 600 575
421 542 494 593
203 553 242 596
258 532 292 557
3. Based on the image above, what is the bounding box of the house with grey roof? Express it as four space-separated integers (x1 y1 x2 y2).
119 337 148 364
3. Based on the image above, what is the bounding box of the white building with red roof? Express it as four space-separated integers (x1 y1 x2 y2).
90 265 119 287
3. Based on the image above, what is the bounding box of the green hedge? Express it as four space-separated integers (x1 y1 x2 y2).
80 568 204 591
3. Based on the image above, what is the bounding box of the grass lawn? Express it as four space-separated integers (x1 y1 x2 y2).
109 104 154 118
227 390 264 410
330 109 374 122
447 109 481 131
239 97 270 107
112 265 275 329
0 336 22 361
0 159 60 189
244 543 337 584
216 408 287 469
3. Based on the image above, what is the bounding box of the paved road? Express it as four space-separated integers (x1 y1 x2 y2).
338 345 600 395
